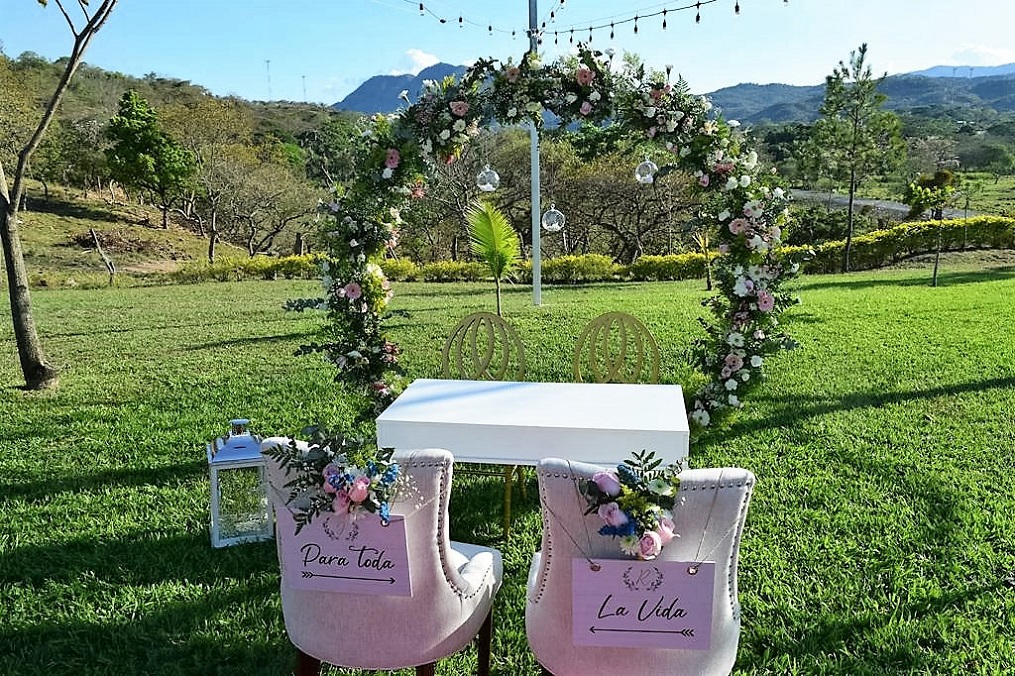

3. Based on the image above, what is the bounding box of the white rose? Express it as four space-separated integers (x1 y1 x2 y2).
751 355 764 368
381 167 393 179
643 106 657 118
690 409 710 427
439 129 451 141
725 379 738 391
589 90 601 102
728 394 740 406
718 209 731 221
725 178 739 191
507 106 518 117
727 332 745 347
773 187 786 199
740 175 752 187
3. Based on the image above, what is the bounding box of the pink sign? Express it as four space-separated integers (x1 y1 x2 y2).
278 509 412 597
571 559 715 650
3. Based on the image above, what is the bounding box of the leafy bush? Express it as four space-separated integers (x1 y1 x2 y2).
624 253 707 281
518 254 620 284
781 215 1015 273
418 260 488 282
380 258 419 281
170 254 319 283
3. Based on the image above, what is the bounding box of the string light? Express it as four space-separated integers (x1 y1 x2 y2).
547 0 723 40
735 1 740 14
696 2 702 23
662 9 667 29
633 15 639 34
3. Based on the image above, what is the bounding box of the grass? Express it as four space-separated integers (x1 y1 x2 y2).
2 263 1015 674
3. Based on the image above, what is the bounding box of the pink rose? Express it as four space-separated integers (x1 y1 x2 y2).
597 502 628 528
724 353 744 372
505 66 521 83
348 476 371 504
728 218 749 235
449 100 469 117
579 101 593 116
333 489 351 514
592 471 622 497
646 126 657 138
576 67 596 86
384 148 400 169
342 282 362 300
656 517 676 545
698 174 710 187
639 531 663 560
757 289 775 312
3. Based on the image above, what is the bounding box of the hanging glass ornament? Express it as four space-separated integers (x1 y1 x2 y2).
476 164 500 192
541 203 565 232
635 157 659 184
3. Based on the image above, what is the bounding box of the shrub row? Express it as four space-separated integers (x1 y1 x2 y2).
169 215 1015 286
171 254 320 283
782 215 1015 273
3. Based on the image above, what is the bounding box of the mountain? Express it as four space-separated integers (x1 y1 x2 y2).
335 61 1015 125
336 63 467 113
908 63 1015 78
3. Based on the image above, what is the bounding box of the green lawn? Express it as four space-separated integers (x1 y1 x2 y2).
2 266 1014 674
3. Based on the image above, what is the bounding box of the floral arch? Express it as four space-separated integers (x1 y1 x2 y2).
298 46 798 430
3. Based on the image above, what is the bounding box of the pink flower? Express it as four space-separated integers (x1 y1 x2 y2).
639 531 663 560
579 101 593 116
576 67 596 86
598 502 628 528
724 353 744 372
449 100 469 117
505 66 521 83
384 148 400 169
333 489 352 514
656 516 676 545
646 126 657 138
698 174 710 188
342 281 362 300
728 218 749 235
348 476 371 504
592 471 622 497
649 88 664 101
757 289 775 312
718 244 729 254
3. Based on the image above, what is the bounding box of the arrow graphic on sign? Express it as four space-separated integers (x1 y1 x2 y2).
589 626 695 637
301 571 396 584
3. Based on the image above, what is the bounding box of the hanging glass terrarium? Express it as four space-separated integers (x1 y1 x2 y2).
635 157 659 184
476 164 501 192
541 203 565 232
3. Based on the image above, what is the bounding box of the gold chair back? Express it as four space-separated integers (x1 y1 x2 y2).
442 312 526 382
573 311 660 384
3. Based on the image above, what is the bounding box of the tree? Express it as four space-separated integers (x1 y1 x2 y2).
105 90 194 228
467 200 521 316
808 44 905 272
902 170 956 287
1 0 119 390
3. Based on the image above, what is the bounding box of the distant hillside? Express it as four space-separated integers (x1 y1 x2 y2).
908 63 1015 78
336 63 468 113
336 61 1015 125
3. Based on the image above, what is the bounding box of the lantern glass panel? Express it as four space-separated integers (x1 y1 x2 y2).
215 465 272 544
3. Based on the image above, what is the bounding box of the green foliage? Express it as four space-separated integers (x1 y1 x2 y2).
171 254 319 283
466 199 521 315
783 215 1015 273
902 169 957 219
417 260 487 282
624 253 707 281
378 257 419 281
538 254 620 284
105 90 195 224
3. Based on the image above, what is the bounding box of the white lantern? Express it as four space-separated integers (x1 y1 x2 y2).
206 419 273 548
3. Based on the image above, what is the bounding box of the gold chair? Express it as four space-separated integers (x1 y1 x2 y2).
573 311 661 384
442 311 527 536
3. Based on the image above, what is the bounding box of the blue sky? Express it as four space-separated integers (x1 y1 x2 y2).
4 0 1015 105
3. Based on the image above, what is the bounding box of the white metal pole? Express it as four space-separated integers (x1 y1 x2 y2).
528 0 542 306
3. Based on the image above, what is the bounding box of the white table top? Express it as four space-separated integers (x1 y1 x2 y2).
376 379 689 467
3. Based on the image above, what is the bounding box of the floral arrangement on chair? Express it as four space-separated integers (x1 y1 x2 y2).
264 428 401 535
582 450 681 560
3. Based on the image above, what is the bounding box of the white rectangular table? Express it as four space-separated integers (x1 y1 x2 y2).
376 379 690 468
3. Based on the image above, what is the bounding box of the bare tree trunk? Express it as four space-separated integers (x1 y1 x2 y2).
207 210 218 264
90 228 116 286
0 0 119 389
842 169 857 274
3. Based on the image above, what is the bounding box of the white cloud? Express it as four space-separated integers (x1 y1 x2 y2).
948 45 1015 66
389 48 440 76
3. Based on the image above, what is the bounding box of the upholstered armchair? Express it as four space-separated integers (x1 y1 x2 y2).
261 440 503 676
526 457 756 676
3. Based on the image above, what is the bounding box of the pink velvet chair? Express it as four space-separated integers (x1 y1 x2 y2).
261 440 503 676
526 457 756 676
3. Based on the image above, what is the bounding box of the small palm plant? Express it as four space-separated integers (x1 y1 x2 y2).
467 199 521 316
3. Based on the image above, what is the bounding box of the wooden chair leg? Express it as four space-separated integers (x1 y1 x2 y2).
295 648 320 676
415 662 436 676
502 465 514 538
477 607 493 676
540 667 553 676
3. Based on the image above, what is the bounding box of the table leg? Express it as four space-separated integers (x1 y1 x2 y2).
502 465 514 538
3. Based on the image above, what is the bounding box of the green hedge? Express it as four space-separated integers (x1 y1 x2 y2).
782 215 1015 273
171 254 320 283
624 253 708 281
417 260 488 282
379 258 420 281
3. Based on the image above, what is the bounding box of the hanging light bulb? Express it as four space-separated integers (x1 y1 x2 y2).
418 2 424 15
541 204 565 232
735 1 740 14
635 157 658 184
696 1 702 23
476 164 500 192
634 16 639 34
610 22 614 39
662 9 667 29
